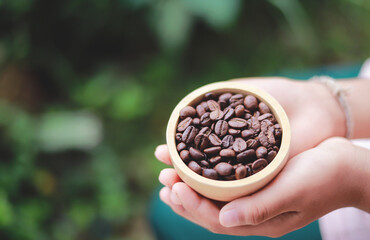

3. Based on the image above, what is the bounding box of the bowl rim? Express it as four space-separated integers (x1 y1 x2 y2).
166 81 291 188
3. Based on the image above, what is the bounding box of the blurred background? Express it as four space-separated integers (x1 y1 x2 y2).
0 0 369 239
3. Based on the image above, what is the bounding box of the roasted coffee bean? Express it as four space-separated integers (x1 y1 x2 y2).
259 102 270 114
250 116 260 133
274 126 282 138
200 160 210 168
207 100 220 111
204 146 221 156
180 150 191 163
214 162 233 176
258 113 273 121
241 129 254 139
200 101 209 111
252 158 268 172
175 133 182 142
177 117 192 132
210 122 215 131
233 137 247 152
273 146 279 151
228 128 240 135
245 113 252 119
210 109 224 120
177 142 187 152
222 135 234 148
215 120 228 137
180 106 197 119
209 156 222 165
204 92 216 100
200 112 212 126
202 168 218 180
235 166 247 179
194 133 209 150
182 126 198 144
256 146 268 158
199 126 212 136
228 118 248 129
244 95 258 110
220 149 235 158
209 133 222 146
246 139 260 149
258 131 270 147
188 161 202 174
192 118 200 126
233 163 243 170
235 105 245 117
196 104 207 117
245 165 252 176
189 147 204 160
266 150 277 162
219 93 232 102
230 94 244 104
218 100 228 110
223 175 236 181
236 149 256 163
267 126 276 145
223 107 235 121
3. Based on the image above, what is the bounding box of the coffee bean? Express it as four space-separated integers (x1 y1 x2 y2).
177 142 187 152
250 116 260 133
244 95 258 110
204 146 221 156
252 158 268 172
209 133 222 146
189 147 204 160
222 135 234 148
182 126 198 144
199 126 212 136
209 156 222 165
180 106 196 119
210 109 224 120
194 133 209 150
273 146 279 151
219 93 232 102
204 92 216 100
200 112 212 126
245 113 252 119
233 137 247 152
266 150 277 162
235 166 247 179
258 113 273 121
202 168 218 180
180 150 191 163
177 117 192 132
188 161 202 174
196 104 207 117
267 126 276 145
241 129 254 139
246 139 260 149
223 107 235 121
192 118 200 126
228 118 248 129
274 126 282 138
230 94 244 104
235 105 245 117
214 162 233 176
218 100 227 110
175 133 182 142
200 101 209 111
200 160 210 168
236 149 256 163
223 175 236 180
228 128 240 135
207 100 220 111
259 102 270 114
245 165 252 176
256 146 268 158
258 131 269 147
220 149 235 158
215 120 228 137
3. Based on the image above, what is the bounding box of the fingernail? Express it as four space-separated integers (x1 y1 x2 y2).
170 191 182 206
220 209 239 227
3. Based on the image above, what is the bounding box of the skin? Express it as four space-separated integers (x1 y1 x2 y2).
155 78 370 237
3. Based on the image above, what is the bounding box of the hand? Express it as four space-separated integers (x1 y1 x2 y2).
156 138 366 237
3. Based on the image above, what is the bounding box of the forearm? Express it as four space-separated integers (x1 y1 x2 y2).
340 79 370 139
352 143 370 212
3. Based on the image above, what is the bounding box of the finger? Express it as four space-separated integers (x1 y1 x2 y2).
159 187 199 225
159 168 182 188
155 144 172 165
219 172 299 227
171 182 224 232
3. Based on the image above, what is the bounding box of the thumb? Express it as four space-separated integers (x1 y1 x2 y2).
219 178 298 227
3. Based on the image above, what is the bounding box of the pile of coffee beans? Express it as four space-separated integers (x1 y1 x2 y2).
175 92 282 180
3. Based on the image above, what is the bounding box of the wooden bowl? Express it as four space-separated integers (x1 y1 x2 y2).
166 81 291 201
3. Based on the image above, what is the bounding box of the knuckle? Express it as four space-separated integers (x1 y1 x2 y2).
246 203 270 225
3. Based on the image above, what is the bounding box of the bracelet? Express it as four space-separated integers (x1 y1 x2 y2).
310 76 353 139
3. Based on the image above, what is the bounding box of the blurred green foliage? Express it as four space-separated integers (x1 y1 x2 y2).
0 0 369 239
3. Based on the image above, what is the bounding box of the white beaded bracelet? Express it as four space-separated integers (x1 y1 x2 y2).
310 76 353 139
